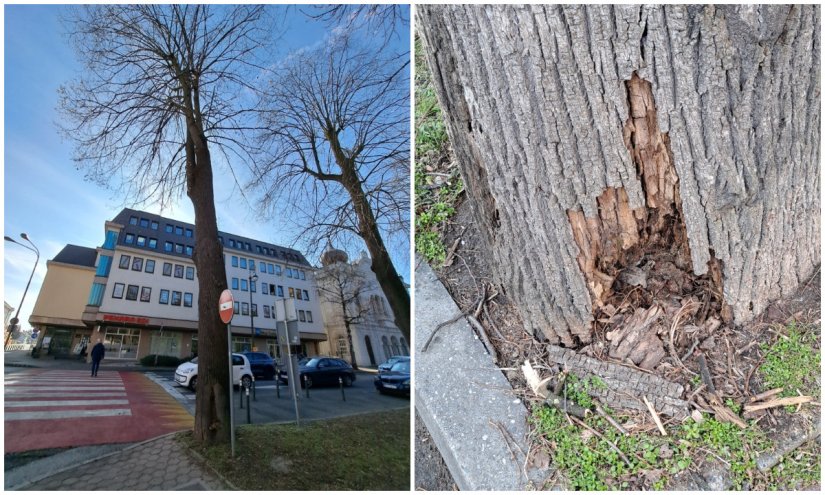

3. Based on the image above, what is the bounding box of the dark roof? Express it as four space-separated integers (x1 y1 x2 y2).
52 244 97 267
111 208 310 267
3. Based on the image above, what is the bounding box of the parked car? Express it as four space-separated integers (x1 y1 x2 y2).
242 351 277 380
374 359 411 397
174 353 253 391
279 356 356 388
378 355 409 373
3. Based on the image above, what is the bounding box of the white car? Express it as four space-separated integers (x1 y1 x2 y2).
174 353 253 391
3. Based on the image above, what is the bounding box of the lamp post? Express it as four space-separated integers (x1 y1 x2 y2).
248 272 258 345
4 233 40 350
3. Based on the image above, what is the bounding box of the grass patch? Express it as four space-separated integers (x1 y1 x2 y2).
531 374 772 490
759 322 820 399
414 36 461 264
763 438 821 490
182 410 409 490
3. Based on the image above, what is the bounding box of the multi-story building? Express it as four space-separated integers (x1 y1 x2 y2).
316 247 409 367
31 208 325 361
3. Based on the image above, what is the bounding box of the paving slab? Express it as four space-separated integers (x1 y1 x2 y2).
414 259 550 490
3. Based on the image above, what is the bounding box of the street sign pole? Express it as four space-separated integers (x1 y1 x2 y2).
219 289 236 457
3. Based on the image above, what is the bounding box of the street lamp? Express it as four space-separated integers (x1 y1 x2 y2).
4 233 40 350
248 272 258 345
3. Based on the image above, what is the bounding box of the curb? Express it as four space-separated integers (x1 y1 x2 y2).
184 443 241 491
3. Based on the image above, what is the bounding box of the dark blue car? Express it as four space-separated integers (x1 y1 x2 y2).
374 359 410 397
242 351 277 380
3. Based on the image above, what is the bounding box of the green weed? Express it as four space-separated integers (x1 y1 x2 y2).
759 322 820 398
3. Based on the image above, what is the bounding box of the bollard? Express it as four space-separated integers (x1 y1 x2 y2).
276 374 281 398
339 376 346 402
246 386 251 424
252 376 257 402
304 375 310 398
239 383 244 409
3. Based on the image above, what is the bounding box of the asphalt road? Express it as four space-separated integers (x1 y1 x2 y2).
148 370 409 424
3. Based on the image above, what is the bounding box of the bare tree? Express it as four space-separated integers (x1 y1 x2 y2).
252 34 411 341
316 262 373 370
58 4 271 446
303 4 408 44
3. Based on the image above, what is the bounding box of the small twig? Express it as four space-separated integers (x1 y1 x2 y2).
421 291 485 352
680 338 699 362
467 315 494 357
697 354 716 394
482 304 505 342
668 302 700 376
743 396 813 412
594 403 628 436
743 355 765 398
643 396 668 436
489 420 522 481
552 371 567 396
569 416 633 468
748 387 784 403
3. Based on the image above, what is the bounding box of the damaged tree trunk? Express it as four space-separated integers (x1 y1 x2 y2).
418 5 820 347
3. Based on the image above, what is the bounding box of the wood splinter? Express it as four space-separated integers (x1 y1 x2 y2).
743 396 813 413
643 395 668 436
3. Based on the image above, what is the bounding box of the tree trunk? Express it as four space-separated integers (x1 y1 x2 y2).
187 126 231 445
418 5 820 345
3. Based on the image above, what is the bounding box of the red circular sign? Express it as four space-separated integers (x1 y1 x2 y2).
219 289 235 324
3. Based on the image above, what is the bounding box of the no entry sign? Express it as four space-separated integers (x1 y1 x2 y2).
219 289 234 324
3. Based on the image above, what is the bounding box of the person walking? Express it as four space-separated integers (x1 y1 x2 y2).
90 339 105 377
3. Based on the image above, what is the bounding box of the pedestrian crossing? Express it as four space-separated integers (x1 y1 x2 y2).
4 370 132 421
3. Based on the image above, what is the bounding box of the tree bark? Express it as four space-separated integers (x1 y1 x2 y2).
418 5 820 345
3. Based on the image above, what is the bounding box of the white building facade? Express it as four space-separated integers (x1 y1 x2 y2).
316 247 408 368
71 208 325 361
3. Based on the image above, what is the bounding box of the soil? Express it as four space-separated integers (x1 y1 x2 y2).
428 192 821 490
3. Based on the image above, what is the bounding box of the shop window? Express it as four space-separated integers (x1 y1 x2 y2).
126 285 139 301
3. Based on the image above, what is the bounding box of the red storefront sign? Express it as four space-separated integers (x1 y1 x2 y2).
101 314 150 326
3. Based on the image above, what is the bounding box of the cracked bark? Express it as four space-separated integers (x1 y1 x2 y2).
418 4 820 345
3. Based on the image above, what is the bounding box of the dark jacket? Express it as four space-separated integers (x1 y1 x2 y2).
91 342 106 362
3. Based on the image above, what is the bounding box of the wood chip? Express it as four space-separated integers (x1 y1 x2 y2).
743 396 814 413
521 360 553 399
748 387 784 403
643 396 668 436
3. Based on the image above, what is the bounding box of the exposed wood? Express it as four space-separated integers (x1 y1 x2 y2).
595 403 629 436
744 396 814 412
418 5 820 344
521 360 553 399
748 388 784 403
643 395 668 436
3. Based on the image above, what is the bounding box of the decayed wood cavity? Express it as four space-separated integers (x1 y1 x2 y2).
568 74 700 309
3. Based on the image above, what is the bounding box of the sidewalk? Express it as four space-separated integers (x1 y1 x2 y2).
3 349 171 372
8 433 231 491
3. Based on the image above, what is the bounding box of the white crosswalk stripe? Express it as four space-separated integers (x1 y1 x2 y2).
4 370 132 421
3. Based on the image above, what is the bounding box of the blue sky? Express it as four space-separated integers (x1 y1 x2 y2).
3 4 411 331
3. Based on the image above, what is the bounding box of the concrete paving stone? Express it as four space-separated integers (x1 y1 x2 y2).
414 260 551 490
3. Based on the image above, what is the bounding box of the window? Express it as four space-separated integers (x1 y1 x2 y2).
165 223 173 233
124 233 135 244
249 261 256 272
175 243 184 254
286 268 293 278
185 266 194 280
136 235 145 247
296 288 303 300
159 289 170 304
288 287 295 298
150 220 159 230
174 264 184 278
270 305 277 320
260 261 266 272
119 254 131 269
245 242 251 251
263 306 271 318
302 290 310 301
140 287 151 303
241 302 249 315
391 336 401 356
126 285 139 301
145 259 155 273
337 336 347 359
231 256 238 267
185 228 193 238
252 304 258 317
234 302 240 314
139 218 150 228
112 283 125 299
277 286 284 297
171 291 182 306
306 311 313 323
240 279 248 291
262 284 268 295
129 216 138 225
132 257 143 271
184 292 193 307
240 258 247 269
300 270 306 280
299 310 306 322
148 238 157 249
163 262 172 276
175 226 183 236
256 245 262 254
229 239 235 248
250 281 256 293
232 278 239 290
185 245 193 256
267 263 274 274
164 241 173 252
275 265 281 276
